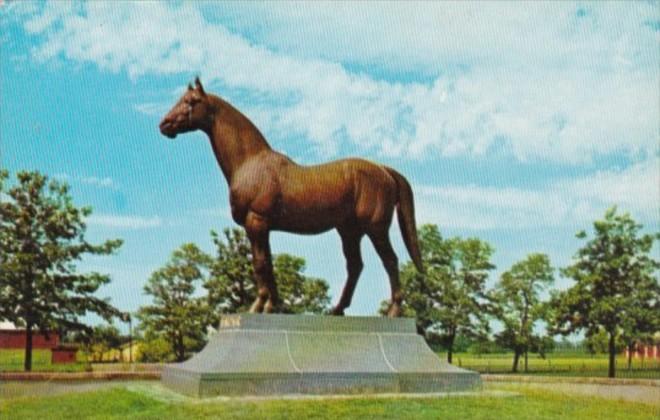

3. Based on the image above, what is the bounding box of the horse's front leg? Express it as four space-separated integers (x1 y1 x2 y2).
245 211 280 313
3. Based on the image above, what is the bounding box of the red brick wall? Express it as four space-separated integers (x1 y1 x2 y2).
51 348 77 364
0 330 59 349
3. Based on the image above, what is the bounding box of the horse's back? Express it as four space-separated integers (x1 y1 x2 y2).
281 157 398 229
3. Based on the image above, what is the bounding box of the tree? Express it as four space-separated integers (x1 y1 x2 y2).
0 170 123 371
549 208 659 378
490 253 554 372
583 328 623 355
205 228 330 316
79 324 123 362
137 336 174 363
137 243 213 362
272 254 330 314
620 285 660 370
205 229 255 314
385 224 495 363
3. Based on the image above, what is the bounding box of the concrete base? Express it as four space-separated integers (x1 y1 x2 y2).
161 314 480 397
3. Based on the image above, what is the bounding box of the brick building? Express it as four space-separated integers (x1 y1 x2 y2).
0 323 60 349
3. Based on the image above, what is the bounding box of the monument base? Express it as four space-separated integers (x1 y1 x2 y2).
161 314 480 397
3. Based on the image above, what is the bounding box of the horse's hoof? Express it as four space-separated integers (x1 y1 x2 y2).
263 300 282 314
249 299 265 313
329 306 345 316
387 304 401 318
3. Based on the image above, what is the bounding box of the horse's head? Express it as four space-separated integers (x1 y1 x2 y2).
159 77 214 138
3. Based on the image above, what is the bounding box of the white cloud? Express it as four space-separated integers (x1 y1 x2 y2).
12 2 659 163
79 176 115 189
194 206 233 220
415 158 659 230
133 102 171 117
53 173 118 190
86 214 163 230
207 2 658 75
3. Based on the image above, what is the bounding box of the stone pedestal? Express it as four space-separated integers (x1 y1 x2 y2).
161 314 480 397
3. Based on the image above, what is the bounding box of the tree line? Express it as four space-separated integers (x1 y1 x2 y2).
381 212 659 377
1 170 658 377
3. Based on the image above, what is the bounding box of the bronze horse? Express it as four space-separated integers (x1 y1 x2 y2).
160 78 423 317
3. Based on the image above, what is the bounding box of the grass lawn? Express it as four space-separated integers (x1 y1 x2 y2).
0 349 87 372
0 382 657 420
448 352 660 379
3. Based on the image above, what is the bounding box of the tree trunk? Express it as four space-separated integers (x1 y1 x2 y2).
176 333 185 362
512 351 520 373
524 350 528 373
446 334 455 364
24 322 33 372
520 296 530 374
608 333 616 378
627 343 634 371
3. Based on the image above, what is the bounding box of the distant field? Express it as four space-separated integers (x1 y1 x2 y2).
0 349 86 373
448 352 660 379
3 348 658 379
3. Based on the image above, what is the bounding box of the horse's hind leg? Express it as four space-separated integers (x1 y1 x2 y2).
368 227 402 318
330 228 364 316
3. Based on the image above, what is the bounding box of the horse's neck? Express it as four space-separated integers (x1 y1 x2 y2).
206 100 272 183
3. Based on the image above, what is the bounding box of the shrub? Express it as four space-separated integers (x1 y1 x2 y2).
137 338 174 363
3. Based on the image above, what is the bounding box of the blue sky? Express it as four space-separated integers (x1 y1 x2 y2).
1 2 658 326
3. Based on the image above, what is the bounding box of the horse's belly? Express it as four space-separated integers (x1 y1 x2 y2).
271 205 345 234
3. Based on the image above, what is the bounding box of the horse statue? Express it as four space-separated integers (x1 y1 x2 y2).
159 78 423 317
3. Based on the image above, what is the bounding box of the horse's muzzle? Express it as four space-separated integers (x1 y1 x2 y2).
159 120 177 138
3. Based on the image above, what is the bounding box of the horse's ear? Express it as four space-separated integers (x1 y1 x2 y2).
195 76 206 96
187 83 193 91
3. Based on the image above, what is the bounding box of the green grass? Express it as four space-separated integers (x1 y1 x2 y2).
447 352 660 379
0 383 656 420
0 349 87 372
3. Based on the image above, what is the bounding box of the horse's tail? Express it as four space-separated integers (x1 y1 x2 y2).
385 167 424 273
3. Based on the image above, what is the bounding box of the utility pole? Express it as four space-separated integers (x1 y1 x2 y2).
128 314 133 364
121 312 133 364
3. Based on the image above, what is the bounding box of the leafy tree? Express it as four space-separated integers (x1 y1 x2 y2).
467 339 506 355
583 328 624 355
0 170 122 371
384 224 495 363
272 254 330 314
137 336 174 363
78 323 123 362
426 332 474 353
620 286 660 370
205 228 330 316
549 208 659 378
491 253 554 372
138 231 330 362
137 243 213 362
205 229 255 314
